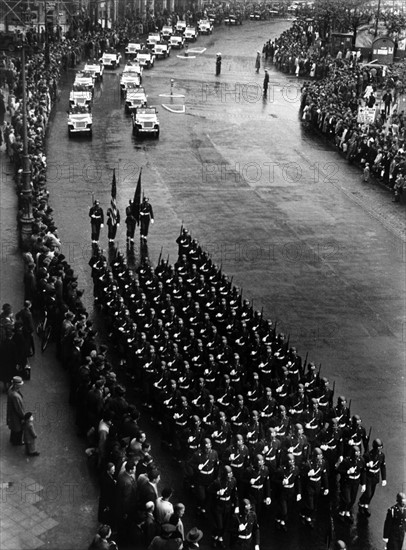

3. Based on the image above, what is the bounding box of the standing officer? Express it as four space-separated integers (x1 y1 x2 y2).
263 70 269 97
89 200 104 244
216 53 222 76
383 492 406 550
140 197 154 240
358 438 387 517
125 199 137 245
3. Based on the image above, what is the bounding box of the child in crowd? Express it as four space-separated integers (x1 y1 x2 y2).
23 412 39 457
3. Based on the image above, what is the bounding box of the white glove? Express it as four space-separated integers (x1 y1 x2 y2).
101 224 104 228
250 478 256 485
323 489 329 496
198 464 204 471
229 454 235 461
360 485 366 493
296 494 301 502
218 488 226 495
348 467 356 474
382 480 387 487
188 436 193 442
265 497 271 505
238 524 246 532
308 469 315 477
234 507 239 514
321 445 328 451
151 219 154 224
282 478 289 486
383 538 388 543
117 223 120 227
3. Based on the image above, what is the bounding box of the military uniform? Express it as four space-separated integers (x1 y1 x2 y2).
89 201 104 243
383 494 406 550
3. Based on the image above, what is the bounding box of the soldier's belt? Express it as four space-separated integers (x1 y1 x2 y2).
233 422 243 426
189 445 198 450
231 462 244 468
251 484 264 490
176 421 187 426
309 476 321 482
219 495 230 501
283 484 294 489
368 469 380 474
348 474 360 480
293 451 302 457
200 468 215 475
215 439 227 444
238 534 252 540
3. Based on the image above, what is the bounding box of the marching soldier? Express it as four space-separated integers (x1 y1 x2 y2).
230 499 260 550
89 199 104 244
337 445 366 522
211 410 232 457
303 398 324 443
300 447 329 528
139 196 154 240
210 465 238 548
383 492 406 550
329 396 351 430
224 434 250 496
190 437 219 516
284 423 309 468
342 415 369 457
274 453 302 532
243 454 271 515
358 438 387 517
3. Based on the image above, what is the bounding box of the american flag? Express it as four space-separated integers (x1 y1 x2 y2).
110 169 118 224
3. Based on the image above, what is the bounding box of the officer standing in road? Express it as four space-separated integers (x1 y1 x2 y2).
89 200 104 244
263 70 269 97
383 492 406 550
216 53 222 76
255 51 261 73
125 199 137 245
140 197 154 241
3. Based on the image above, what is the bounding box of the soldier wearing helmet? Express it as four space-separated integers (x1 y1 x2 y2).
300 447 329 528
358 438 387 517
337 445 366 522
343 414 369 457
274 453 301 531
209 465 238 548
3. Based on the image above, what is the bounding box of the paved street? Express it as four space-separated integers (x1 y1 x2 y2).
1 18 406 550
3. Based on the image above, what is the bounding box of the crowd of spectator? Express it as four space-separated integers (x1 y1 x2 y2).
263 19 406 202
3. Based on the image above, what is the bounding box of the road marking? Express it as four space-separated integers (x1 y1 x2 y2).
162 104 186 113
177 55 197 59
159 93 185 98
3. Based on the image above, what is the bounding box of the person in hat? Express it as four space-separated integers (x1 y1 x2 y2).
140 197 154 241
383 492 406 550
88 524 118 550
6 376 25 445
125 199 137 245
148 523 183 550
23 411 39 456
185 527 203 550
89 199 104 244
255 51 261 73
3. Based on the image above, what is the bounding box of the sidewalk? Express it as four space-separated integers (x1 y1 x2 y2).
0 119 98 549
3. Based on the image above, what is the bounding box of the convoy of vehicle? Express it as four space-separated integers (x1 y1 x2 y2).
132 107 160 138
67 105 93 137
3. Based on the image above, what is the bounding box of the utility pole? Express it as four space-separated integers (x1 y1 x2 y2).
374 0 382 38
19 37 34 251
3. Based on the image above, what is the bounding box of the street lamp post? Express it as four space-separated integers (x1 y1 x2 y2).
374 0 382 38
19 38 34 251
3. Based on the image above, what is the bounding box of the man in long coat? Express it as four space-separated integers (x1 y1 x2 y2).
6 376 25 445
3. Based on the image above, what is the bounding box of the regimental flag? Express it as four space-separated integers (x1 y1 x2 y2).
110 169 118 225
132 168 142 226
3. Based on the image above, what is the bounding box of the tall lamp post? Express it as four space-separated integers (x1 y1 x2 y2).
19 34 34 251
374 0 382 38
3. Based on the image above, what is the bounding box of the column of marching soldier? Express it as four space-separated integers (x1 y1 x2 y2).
87 226 389 542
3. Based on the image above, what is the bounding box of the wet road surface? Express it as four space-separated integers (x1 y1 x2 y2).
45 20 406 550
